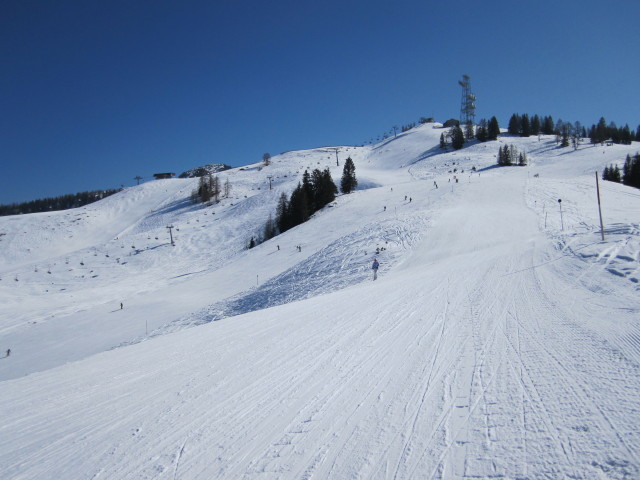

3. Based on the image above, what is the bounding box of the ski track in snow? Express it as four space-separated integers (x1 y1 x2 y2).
1 126 640 479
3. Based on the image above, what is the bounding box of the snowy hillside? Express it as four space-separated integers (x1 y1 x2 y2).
1 124 639 479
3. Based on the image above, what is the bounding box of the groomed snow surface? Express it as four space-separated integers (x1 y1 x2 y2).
1 124 639 479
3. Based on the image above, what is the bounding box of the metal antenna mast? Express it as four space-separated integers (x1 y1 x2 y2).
458 74 476 126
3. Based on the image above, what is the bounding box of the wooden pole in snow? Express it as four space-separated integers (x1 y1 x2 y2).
595 172 605 241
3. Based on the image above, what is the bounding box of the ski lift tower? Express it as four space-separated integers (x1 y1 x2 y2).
459 74 476 137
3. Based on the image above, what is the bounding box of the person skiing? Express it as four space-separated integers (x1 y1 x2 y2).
372 258 380 280
6 348 10 357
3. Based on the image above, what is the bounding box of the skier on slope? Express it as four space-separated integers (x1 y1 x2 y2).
372 258 380 280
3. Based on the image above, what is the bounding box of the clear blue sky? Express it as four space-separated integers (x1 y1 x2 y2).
1 0 638 204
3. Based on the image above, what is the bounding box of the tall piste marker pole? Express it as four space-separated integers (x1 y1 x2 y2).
595 172 605 241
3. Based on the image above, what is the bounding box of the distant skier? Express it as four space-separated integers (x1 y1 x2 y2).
6 349 10 357
120 302 123 310
372 258 379 280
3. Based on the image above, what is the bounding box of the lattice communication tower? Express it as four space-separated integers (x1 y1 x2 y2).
458 74 476 126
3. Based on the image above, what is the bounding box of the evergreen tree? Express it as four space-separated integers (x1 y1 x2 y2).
440 132 447 149
263 214 276 240
275 192 290 233
518 151 528 166
560 124 570 147
543 116 552 135
508 114 521 135
504 145 512 165
620 124 632 145
312 168 337 210
341 157 358 194
475 119 488 142
622 155 632 184
487 116 500 140
609 122 621 144
589 124 598 145
302 170 315 211
531 115 541 135
623 153 640 188
0 188 121 216
288 183 310 226
596 117 608 144
464 122 474 140
520 114 531 137
636 125 640 142
498 144 514 166
612 165 622 183
450 125 465 150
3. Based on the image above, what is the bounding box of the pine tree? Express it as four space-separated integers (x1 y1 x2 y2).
620 124 632 145
498 144 514 166
520 114 531 137
589 125 598 145
623 153 640 189
612 165 622 183
561 124 570 147
476 119 488 142
518 151 528 166
263 214 276 240
508 114 521 135
276 192 290 233
488 116 500 140
312 168 337 210
596 117 608 144
542 116 555 135
288 183 310 226
464 122 474 140
531 115 541 136
341 157 358 194
450 125 465 150
622 155 632 184
302 170 315 211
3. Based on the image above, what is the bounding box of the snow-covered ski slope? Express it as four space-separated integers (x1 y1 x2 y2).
1 124 639 479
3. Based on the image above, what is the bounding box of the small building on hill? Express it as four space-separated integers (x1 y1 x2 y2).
153 173 176 180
